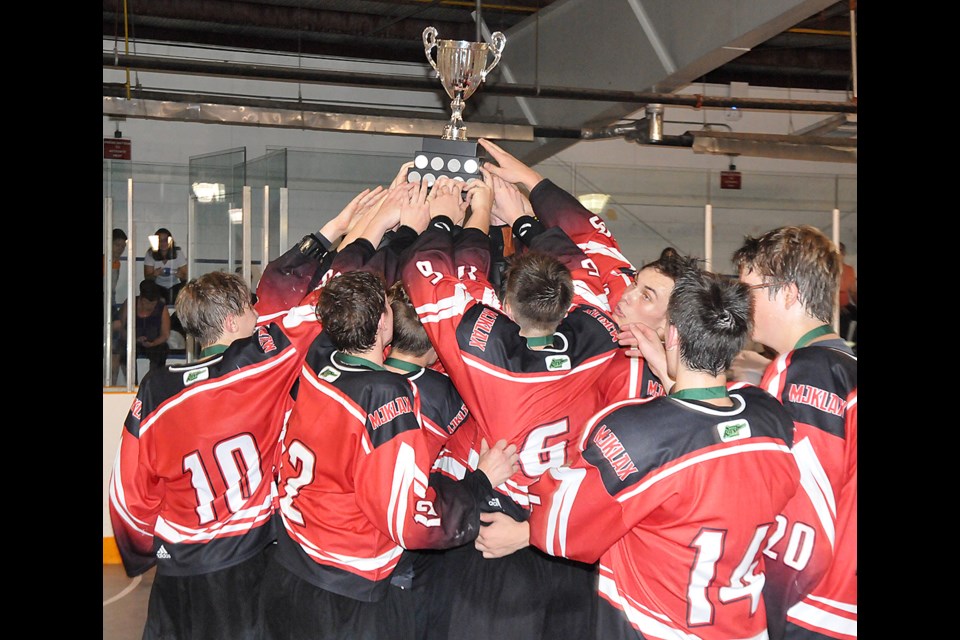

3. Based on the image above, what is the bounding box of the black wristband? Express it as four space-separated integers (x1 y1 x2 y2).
297 234 326 260
512 215 545 247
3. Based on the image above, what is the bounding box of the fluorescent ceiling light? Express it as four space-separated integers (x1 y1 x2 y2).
577 193 611 214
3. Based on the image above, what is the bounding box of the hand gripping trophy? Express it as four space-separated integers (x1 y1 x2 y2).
407 27 507 187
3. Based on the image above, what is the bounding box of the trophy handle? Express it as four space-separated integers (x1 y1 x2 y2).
423 27 440 76
481 32 507 81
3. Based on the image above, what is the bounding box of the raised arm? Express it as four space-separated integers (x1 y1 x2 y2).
478 138 544 193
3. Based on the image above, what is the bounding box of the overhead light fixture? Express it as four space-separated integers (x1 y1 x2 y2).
228 207 243 224
577 193 611 215
192 182 226 203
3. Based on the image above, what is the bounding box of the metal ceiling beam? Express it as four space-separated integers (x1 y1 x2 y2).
104 52 857 114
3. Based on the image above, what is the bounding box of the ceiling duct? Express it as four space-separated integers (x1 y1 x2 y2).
646 104 664 143
689 130 856 162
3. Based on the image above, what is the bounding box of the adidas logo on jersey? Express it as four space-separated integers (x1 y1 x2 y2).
156 545 171 559
717 419 751 442
487 497 501 509
545 355 571 371
184 368 209 386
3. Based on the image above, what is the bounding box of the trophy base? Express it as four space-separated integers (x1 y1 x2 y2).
407 138 486 188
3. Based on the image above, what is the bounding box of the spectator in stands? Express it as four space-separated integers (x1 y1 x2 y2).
113 279 171 381
107 228 129 385
105 228 128 302
143 227 188 304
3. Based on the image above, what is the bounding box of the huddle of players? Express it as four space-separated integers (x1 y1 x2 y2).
109 140 857 640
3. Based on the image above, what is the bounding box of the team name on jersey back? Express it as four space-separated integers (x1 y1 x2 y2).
368 396 413 430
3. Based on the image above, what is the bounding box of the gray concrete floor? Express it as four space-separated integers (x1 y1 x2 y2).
103 564 152 639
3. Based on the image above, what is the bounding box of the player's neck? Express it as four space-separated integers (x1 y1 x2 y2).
344 346 384 368
671 370 732 407
787 318 837 351
200 342 230 358
384 352 428 374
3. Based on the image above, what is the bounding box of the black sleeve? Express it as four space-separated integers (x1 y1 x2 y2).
511 214 547 248
255 233 333 315
419 468 505 548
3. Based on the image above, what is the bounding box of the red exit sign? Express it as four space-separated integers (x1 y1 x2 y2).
104 138 132 160
720 170 742 189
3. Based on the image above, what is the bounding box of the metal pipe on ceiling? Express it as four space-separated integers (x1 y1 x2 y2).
104 52 857 115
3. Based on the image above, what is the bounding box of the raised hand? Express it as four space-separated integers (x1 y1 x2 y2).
391 161 416 189
399 179 431 234
463 173 493 232
427 177 467 226
487 171 530 228
478 138 544 192
318 185 385 243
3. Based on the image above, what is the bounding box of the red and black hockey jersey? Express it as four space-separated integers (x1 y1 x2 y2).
527 386 800 640
401 216 622 516
528 178 637 311
273 333 493 603
108 301 322 578
521 179 665 406
758 341 857 640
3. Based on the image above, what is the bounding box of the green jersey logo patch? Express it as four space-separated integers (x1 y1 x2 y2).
183 368 209 386
717 419 751 442
545 355 571 371
319 366 341 382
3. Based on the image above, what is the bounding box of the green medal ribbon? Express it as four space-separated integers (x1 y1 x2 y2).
794 324 833 349
525 335 555 348
670 386 728 401
335 352 386 371
200 344 229 358
383 357 422 373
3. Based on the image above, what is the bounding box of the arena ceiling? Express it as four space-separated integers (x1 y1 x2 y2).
103 0 857 163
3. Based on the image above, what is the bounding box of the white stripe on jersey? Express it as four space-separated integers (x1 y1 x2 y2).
139 348 301 436
597 569 710 640
279 301 320 328
627 356 642 398
788 598 857 637
578 239 632 265
432 450 469 480
301 364 371 453
283 516 405 571
544 465 586 558
154 491 275 542
462 349 616 384
572 280 610 312
791 437 837 547
616 442 794 504
109 449 153 536
762 352 790 397
387 443 418 547
414 283 471 325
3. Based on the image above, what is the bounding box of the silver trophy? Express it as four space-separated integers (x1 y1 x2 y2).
423 26 506 141
409 27 506 187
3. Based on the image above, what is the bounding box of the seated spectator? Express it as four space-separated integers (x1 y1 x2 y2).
143 227 188 305
113 279 171 381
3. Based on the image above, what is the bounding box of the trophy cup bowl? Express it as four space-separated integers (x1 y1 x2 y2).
423 26 506 142
408 27 506 190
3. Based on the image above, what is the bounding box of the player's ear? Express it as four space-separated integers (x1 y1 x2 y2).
665 324 680 351
781 281 800 310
